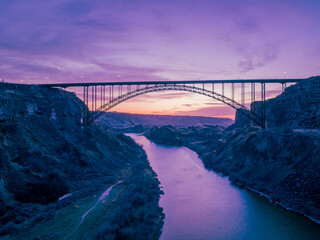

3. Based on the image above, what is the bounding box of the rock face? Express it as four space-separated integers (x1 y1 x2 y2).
219 77 320 222
237 76 320 128
146 126 184 145
0 83 82 124
146 125 225 152
233 109 251 128
0 84 86 207
208 126 320 221
0 83 163 238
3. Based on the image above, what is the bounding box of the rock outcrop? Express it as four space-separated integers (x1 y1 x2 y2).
237 76 320 128
208 126 320 221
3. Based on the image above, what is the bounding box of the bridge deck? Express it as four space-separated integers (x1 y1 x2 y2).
38 79 303 88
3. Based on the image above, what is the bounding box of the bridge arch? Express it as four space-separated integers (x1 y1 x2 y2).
86 84 262 127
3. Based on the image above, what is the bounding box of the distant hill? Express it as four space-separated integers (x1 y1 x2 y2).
97 112 234 129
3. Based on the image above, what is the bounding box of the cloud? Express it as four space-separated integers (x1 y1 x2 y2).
237 43 279 73
205 102 226 106
0 0 137 80
151 92 193 99
218 10 280 73
90 61 159 80
0 0 319 86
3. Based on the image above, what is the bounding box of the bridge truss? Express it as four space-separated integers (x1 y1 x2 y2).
39 79 303 128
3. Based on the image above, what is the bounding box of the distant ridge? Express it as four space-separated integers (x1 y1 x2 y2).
97 112 234 128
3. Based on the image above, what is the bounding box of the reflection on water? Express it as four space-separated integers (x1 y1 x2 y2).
127 134 320 240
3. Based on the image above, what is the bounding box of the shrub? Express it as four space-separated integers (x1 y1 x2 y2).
14 171 69 204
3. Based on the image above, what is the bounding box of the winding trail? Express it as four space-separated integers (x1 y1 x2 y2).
64 180 123 239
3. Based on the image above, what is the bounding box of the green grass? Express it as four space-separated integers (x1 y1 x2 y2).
3 183 124 240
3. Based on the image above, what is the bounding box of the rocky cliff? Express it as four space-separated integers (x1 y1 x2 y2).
249 76 320 128
207 126 320 221
0 83 163 239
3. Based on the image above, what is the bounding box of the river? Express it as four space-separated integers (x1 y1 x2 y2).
127 133 320 240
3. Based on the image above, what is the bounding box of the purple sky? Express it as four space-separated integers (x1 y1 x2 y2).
1 0 319 117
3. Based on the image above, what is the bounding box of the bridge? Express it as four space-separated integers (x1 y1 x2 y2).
39 79 304 128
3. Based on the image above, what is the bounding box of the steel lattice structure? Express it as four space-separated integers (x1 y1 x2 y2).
39 78 304 128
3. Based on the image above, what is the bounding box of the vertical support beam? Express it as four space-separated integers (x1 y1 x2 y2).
103 85 105 105
212 83 214 93
86 86 88 106
282 83 287 93
101 85 103 108
261 82 266 128
231 83 234 101
86 86 90 128
112 85 114 101
91 86 94 111
222 83 224 96
95 85 97 111
83 86 86 127
241 82 245 106
251 82 255 112
83 86 86 104
251 82 255 102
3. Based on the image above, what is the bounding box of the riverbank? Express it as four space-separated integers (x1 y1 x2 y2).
145 125 320 224
0 84 164 239
129 133 320 240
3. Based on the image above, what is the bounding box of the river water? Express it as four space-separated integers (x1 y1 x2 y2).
127 134 320 240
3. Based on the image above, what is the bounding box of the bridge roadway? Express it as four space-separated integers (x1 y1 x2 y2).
38 78 304 88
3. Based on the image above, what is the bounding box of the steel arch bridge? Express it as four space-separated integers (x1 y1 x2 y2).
89 84 262 126
39 78 303 128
